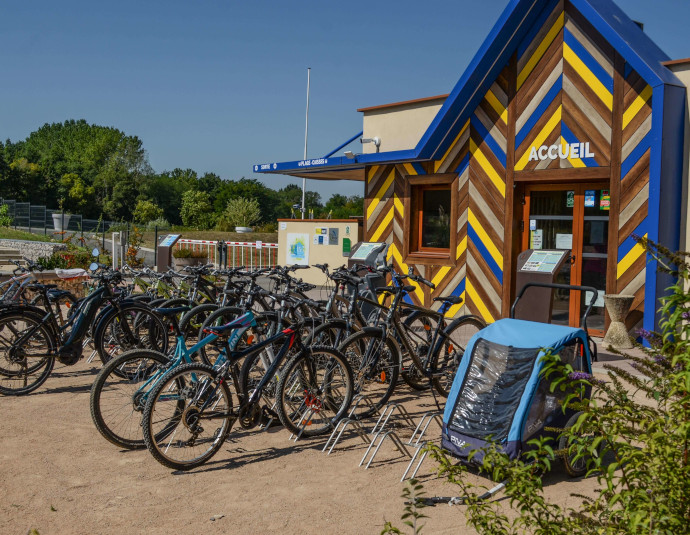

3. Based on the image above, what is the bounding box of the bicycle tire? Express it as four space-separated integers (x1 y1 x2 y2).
90 348 172 449
238 346 280 414
430 315 485 397
197 306 244 365
400 311 440 391
338 328 399 420
275 345 353 437
0 313 56 395
142 362 234 470
178 304 219 347
306 319 357 348
94 304 169 365
559 411 591 478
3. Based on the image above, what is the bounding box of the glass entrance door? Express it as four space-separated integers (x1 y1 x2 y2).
522 184 609 334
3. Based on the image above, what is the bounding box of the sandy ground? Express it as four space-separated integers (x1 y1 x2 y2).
0 346 627 535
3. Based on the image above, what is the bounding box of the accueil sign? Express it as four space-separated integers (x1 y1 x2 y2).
528 142 595 162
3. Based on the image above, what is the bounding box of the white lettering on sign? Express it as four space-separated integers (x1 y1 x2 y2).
297 158 328 168
529 142 595 162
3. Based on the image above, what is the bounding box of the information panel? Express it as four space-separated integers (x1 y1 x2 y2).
520 250 568 274
160 234 181 247
350 242 381 261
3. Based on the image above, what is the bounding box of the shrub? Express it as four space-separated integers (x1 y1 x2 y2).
218 197 261 229
385 237 690 535
180 190 214 229
145 217 170 231
133 199 164 224
0 205 11 227
172 248 192 259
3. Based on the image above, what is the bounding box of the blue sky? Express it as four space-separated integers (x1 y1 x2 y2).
1 0 689 201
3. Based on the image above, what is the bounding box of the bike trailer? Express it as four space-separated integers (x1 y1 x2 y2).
441 318 592 462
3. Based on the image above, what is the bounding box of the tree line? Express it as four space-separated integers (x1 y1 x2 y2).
0 119 363 228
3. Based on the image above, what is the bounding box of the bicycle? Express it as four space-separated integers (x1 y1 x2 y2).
141 312 353 470
338 265 485 418
0 256 168 395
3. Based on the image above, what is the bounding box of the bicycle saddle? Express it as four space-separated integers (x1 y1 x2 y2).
433 295 463 305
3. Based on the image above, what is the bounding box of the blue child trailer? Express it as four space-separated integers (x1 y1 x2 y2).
442 318 593 462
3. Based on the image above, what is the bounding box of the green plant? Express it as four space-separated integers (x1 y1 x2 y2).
253 221 278 233
145 216 170 231
133 199 164 224
172 248 192 259
180 190 214 229
385 237 690 534
218 197 261 229
125 225 144 266
382 479 428 535
0 204 12 227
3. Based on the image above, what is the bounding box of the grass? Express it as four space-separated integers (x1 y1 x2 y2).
140 230 278 248
0 227 55 242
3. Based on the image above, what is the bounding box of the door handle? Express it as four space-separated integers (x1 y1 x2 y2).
570 254 576 265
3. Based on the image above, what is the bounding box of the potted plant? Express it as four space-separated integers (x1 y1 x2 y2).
52 199 72 232
221 197 261 233
172 248 209 267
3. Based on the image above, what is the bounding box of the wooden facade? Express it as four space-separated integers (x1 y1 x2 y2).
363 0 659 328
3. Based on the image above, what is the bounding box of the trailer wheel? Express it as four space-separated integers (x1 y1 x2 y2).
559 411 591 478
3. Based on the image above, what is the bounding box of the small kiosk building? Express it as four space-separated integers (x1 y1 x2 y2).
255 0 687 336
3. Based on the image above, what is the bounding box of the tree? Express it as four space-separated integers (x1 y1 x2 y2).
133 199 164 224
217 197 261 230
180 190 214 229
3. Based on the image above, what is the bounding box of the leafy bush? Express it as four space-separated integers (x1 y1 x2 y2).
385 237 690 534
133 199 164 224
180 190 215 229
253 221 278 233
0 205 12 227
217 197 261 230
145 216 170 231
172 248 192 259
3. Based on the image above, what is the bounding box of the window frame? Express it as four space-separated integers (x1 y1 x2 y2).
403 173 458 266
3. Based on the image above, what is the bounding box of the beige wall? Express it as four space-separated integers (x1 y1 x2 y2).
669 64 690 253
277 219 362 285
362 98 445 154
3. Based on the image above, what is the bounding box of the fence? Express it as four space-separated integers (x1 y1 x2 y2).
175 239 279 269
0 197 118 235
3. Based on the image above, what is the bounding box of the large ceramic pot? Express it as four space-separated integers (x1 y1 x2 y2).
173 257 196 268
52 213 71 231
603 294 635 349
235 226 253 233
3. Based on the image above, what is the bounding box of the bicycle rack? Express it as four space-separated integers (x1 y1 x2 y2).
288 407 316 442
399 412 442 481
370 402 415 435
320 394 380 454
359 430 411 469
405 411 443 447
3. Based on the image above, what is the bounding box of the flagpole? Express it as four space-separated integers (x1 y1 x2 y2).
302 67 310 220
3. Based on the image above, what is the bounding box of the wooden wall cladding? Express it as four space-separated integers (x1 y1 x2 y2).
616 63 652 314
514 0 614 172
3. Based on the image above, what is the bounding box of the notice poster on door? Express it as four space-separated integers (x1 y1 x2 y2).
585 190 596 208
600 190 610 210
566 191 575 208
531 229 543 249
556 233 573 249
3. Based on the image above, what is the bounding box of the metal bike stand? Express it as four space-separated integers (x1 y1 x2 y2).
401 441 432 482
370 402 416 436
322 418 372 455
405 411 443 447
359 429 411 469
399 412 443 481
347 394 379 418
288 407 316 442
84 337 99 363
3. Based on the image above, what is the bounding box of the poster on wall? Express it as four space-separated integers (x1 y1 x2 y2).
600 190 610 210
531 229 543 249
286 233 309 265
585 190 596 208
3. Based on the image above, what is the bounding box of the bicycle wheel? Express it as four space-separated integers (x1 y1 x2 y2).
178 304 218 347
306 319 353 348
401 311 439 391
95 305 169 365
90 349 172 449
197 307 243 365
0 313 56 395
142 362 234 470
238 346 280 415
430 315 485 397
338 329 399 419
275 345 353 437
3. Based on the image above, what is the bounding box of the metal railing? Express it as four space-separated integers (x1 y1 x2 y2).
175 239 279 269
